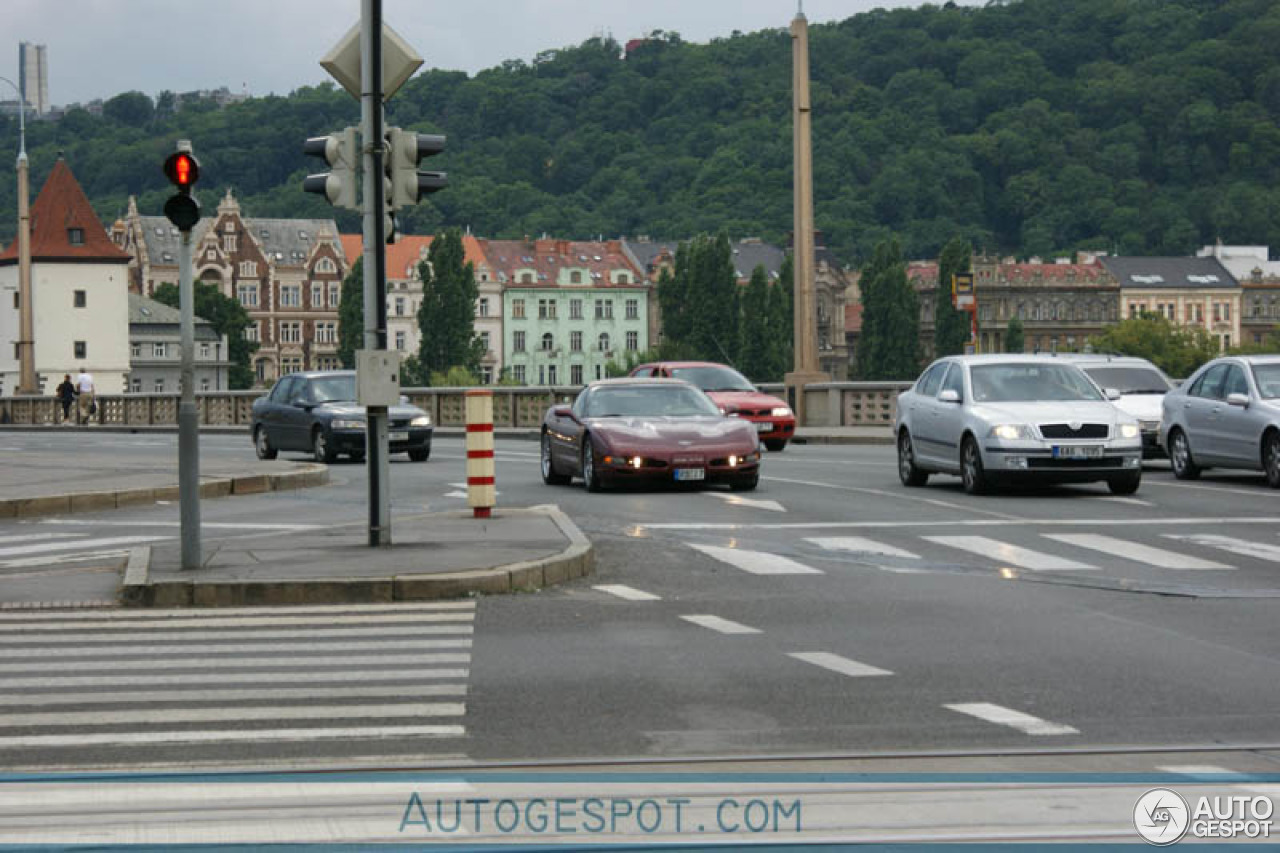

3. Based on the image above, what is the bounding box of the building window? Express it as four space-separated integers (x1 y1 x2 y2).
478 297 489 317
512 298 526 319
280 285 301 308
538 298 557 320
594 299 613 320
595 364 602 381
570 270 583 284
131 378 142 393
626 331 638 351
237 283 259 307
67 228 84 246
512 365 526 384
479 331 490 352
395 331 406 351
546 364 557 384
200 343 210 359
569 299 583 320
74 341 87 359
311 282 323 307
315 322 336 344
316 258 337 274
328 283 341 308
73 290 86 308
280 322 302 344
480 366 493 384
131 343 142 358
223 233 237 253
570 330 582 352
571 364 583 385
239 261 258 277
200 378 210 392
513 331 526 352
1222 334 1231 350
153 379 164 392
153 342 168 358
598 332 611 352
282 356 303 374
394 296 406 317
625 299 638 320
244 322 260 343
541 332 554 352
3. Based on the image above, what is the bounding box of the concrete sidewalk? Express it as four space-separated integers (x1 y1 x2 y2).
123 506 593 607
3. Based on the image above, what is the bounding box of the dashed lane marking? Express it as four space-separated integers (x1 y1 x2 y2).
944 702 1079 736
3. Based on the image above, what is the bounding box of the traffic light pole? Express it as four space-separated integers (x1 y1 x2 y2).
361 0 391 545
178 227 202 569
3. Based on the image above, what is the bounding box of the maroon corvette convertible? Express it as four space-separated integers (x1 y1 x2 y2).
540 378 763 492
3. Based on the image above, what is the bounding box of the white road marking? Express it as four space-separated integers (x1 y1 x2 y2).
1142 480 1280 499
1042 533 1232 571
704 493 787 512
0 550 132 569
944 702 1079 735
0 533 90 545
0 669 470 689
0 685 467 706
1096 496 1154 506
0 653 471 674
680 614 761 635
0 626 472 644
0 703 465 728
788 651 893 677
0 535 171 558
36 520 326 530
1158 765 1280 798
0 601 475 621
0 612 475 632
0 725 466 749
443 491 468 498
688 544 823 575
0 639 473 659
924 536 1097 571
763 475 1021 519
806 537 920 559
1164 534 1280 563
640 516 1280 531
592 584 661 601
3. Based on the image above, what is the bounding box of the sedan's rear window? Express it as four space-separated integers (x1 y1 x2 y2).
971 364 1105 403
585 385 721 418
1253 364 1280 399
668 365 754 392
1080 366 1172 395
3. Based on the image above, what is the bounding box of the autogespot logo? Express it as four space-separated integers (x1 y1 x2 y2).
1134 788 1190 845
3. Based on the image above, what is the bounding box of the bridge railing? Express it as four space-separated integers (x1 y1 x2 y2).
0 383 912 429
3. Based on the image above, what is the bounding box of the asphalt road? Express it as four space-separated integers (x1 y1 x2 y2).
1 431 1279 773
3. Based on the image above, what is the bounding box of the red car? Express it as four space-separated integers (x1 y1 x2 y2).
629 361 796 451
541 378 762 492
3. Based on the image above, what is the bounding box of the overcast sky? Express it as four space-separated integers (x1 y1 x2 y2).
6 1 957 107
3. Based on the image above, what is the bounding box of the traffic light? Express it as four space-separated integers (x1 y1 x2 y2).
162 144 202 232
385 127 447 210
302 126 358 210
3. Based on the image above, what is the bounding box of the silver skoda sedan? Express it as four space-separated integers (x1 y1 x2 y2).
894 355 1144 495
1159 354 1280 488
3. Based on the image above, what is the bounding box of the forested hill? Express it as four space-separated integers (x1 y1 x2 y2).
2 0 1279 266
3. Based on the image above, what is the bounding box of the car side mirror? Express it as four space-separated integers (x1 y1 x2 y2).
1105 387 1122 401
399 395 409 406
938 389 961 404
1226 392 1250 408
551 404 575 419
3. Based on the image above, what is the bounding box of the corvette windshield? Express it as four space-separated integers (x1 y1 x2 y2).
586 385 721 418
971 363 1105 403
668 366 755 393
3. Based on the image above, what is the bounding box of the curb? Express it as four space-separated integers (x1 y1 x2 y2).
120 505 594 608
792 432 894 446
0 464 330 520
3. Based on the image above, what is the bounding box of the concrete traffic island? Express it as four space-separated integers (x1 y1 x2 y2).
122 504 593 607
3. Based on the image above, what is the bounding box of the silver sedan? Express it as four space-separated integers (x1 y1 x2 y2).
894 355 1144 495
1160 354 1280 488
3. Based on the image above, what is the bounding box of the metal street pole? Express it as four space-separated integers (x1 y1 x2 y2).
361 0 391 545
0 75 35 394
178 225 201 569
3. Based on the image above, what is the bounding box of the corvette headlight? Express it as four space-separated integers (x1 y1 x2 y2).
410 415 431 427
1119 423 1140 439
330 418 366 430
989 424 1034 440
771 406 793 417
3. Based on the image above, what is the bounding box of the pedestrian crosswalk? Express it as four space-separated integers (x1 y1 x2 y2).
681 529 1280 579
0 602 476 763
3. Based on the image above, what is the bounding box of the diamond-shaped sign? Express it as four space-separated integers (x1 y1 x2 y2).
321 21 424 102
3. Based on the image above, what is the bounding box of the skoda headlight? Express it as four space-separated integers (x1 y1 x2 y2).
771 406 793 417
1118 423 1140 439
331 418 366 430
410 415 431 427
989 424 1034 441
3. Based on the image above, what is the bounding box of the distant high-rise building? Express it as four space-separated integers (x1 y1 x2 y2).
19 41 48 115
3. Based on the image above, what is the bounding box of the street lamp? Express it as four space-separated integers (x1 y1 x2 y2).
0 75 35 395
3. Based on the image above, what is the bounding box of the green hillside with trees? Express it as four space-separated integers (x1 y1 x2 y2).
2 0 1279 266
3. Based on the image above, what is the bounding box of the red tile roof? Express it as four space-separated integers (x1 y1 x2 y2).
340 234 489 279
0 158 131 265
482 238 643 288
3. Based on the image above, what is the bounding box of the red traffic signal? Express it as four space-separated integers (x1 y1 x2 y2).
163 151 201 190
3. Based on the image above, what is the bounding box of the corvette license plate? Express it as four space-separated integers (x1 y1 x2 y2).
755 421 771 432
389 431 409 442
1052 445 1103 459
674 468 705 481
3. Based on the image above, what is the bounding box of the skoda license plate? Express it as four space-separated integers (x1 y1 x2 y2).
674 468 705 482
389 431 409 442
1052 445 1103 459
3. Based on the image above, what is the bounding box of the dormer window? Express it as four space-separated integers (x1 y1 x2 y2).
67 228 84 246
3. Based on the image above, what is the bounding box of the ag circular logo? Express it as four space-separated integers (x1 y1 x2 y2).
1134 788 1190 845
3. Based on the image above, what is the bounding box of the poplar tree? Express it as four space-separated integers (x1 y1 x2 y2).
336 258 363 369
416 229 485 380
934 237 972 357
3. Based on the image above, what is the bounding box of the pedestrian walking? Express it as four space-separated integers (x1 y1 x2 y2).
55 374 76 424
75 367 95 425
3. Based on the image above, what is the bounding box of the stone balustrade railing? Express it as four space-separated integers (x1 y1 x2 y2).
0 382 913 429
